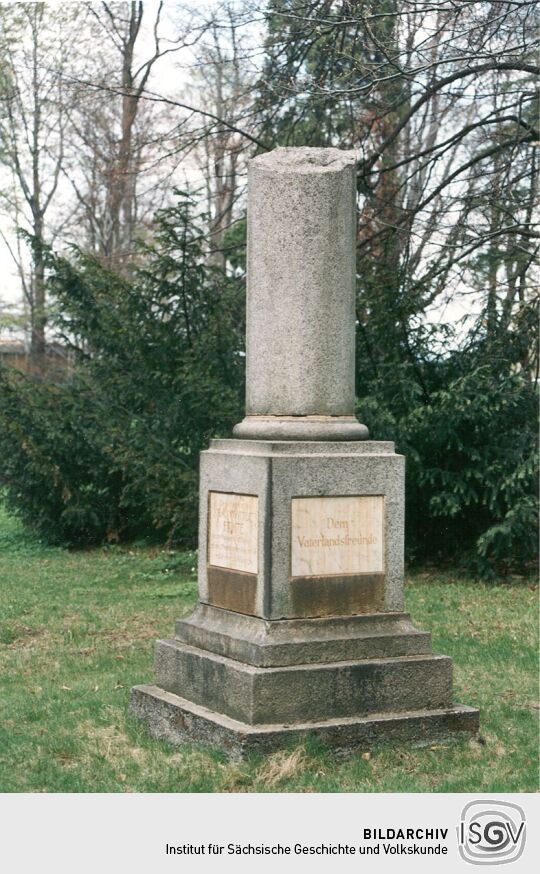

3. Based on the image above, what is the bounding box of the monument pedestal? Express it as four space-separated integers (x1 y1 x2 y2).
131 439 478 756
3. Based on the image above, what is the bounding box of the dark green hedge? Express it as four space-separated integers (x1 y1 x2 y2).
0 197 537 573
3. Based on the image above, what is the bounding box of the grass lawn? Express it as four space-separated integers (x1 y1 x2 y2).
0 504 538 793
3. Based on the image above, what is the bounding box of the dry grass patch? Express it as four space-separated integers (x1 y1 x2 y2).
255 748 312 789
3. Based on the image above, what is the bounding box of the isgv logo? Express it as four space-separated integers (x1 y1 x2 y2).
458 800 526 865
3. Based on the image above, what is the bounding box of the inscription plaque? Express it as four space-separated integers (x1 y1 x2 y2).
291 495 384 578
208 492 258 574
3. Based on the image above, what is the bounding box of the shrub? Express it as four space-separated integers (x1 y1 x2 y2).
0 196 536 573
0 195 244 545
358 325 538 574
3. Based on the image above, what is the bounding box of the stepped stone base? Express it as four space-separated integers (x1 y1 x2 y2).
154 639 454 725
130 684 479 761
130 605 479 758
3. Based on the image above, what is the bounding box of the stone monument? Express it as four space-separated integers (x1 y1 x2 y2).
131 147 478 758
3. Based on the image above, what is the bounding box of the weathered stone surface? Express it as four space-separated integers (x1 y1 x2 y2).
233 416 368 441
206 567 258 616
233 147 368 441
130 685 480 762
175 604 432 667
198 439 405 618
211 439 396 456
154 638 453 725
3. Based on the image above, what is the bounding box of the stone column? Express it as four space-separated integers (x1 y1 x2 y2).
234 147 368 441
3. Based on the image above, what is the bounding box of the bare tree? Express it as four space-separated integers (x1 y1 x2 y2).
1 0 537 368
187 6 256 268
253 0 539 370
65 1 208 269
0 2 81 371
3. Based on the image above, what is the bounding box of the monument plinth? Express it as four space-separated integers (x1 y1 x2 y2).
131 147 478 758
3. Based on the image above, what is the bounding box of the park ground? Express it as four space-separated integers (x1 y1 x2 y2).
0 504 538 793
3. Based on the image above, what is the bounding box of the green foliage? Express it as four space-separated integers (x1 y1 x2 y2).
258 0 366 148
221 217 247 273
0 195 244 545
0 190 536 572
0 369 127 544
358 313 538 574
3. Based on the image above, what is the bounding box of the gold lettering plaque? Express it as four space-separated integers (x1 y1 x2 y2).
208 492 258 574
291 496 384 578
